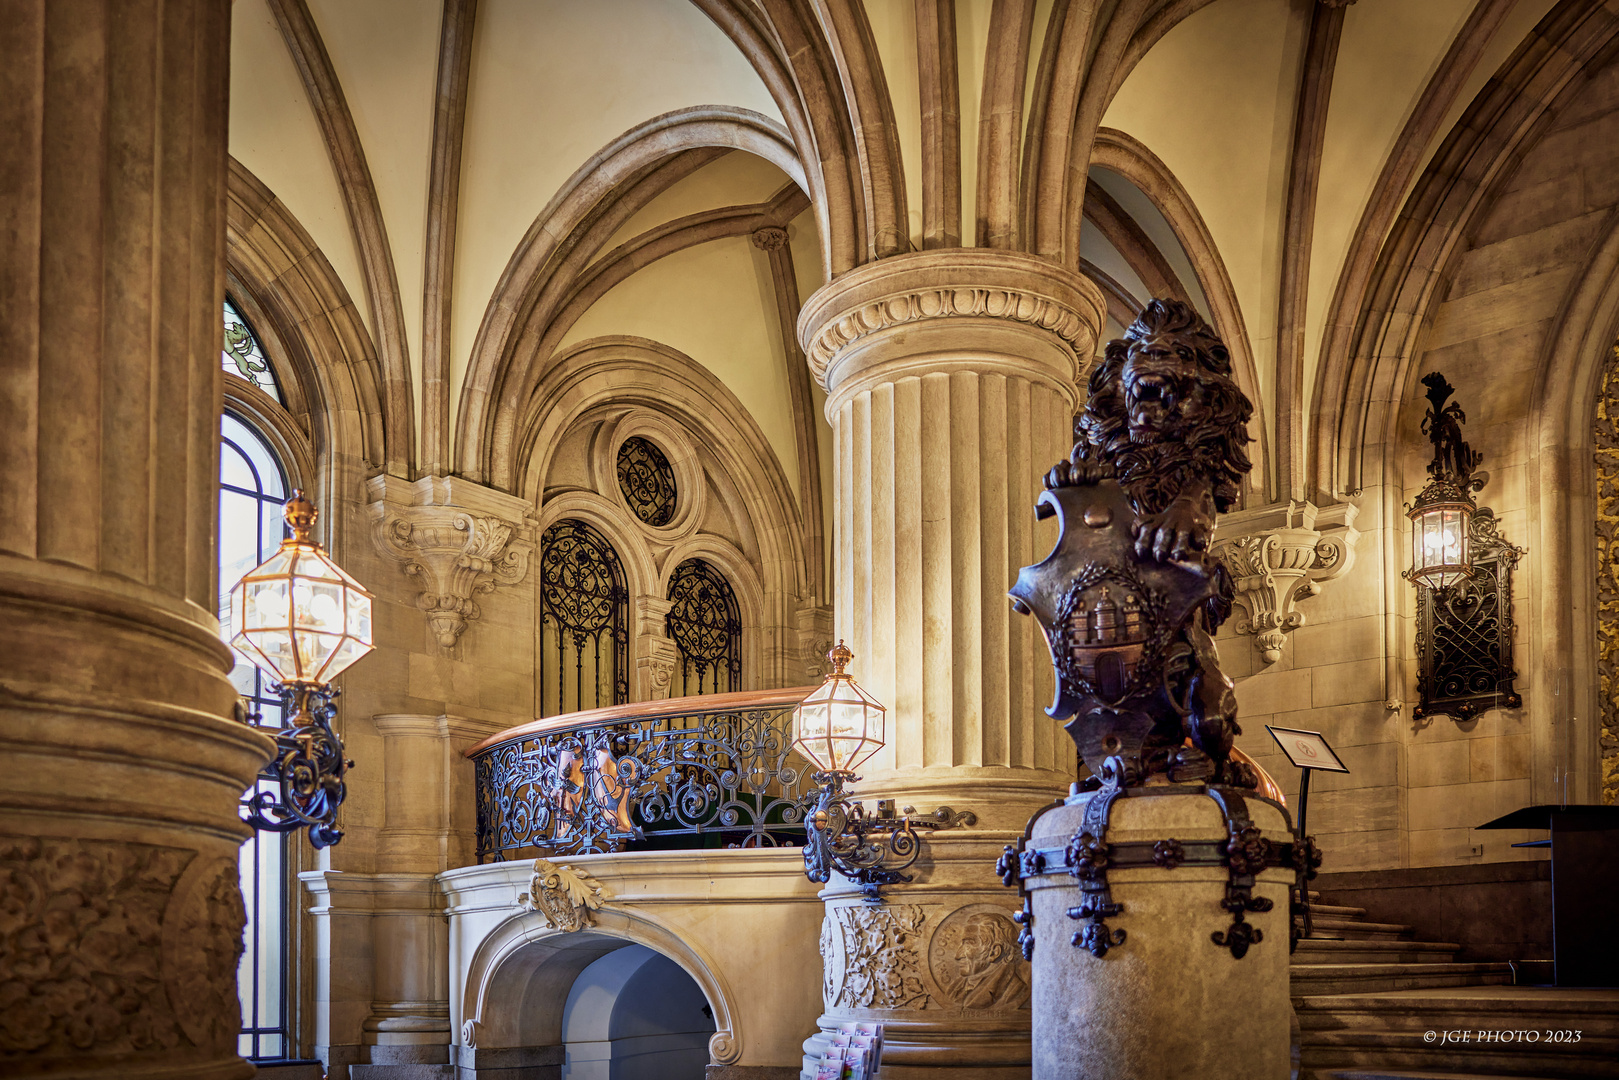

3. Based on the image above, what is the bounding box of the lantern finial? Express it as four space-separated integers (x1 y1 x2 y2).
828 640 852 675
284 489 318 543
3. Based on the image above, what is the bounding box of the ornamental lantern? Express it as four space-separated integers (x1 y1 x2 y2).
792 641 885 776
1404 373 1484 592
230 490 374 686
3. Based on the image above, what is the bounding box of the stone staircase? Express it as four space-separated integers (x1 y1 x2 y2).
1291 897 1619 1080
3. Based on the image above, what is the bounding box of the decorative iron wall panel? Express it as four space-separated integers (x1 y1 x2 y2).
667 558 742 697
539 519 629 716
616 436 677 527
1413 507 1524 723
472 701 810 861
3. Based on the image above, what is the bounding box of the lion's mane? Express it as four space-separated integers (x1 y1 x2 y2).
1077 299 1253 516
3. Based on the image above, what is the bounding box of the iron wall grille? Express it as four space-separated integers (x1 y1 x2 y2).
473 701 811 861
539 519 629 716
616 435 677 526
667 558 743 697
1414 507 1525 722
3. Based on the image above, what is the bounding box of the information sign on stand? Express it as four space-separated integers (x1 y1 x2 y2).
1266 726 1349 939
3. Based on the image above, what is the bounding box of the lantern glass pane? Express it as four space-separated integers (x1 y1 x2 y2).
347 593 373 645
319 635 369 683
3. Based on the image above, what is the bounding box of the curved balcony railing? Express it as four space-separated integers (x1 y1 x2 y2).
468 687 819 863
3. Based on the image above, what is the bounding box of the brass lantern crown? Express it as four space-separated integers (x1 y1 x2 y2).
792 640 885 775
230 490 375 686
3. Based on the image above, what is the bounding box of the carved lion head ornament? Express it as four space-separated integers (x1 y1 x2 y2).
1013 299 1258 789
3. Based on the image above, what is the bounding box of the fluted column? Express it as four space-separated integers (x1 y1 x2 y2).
0 4 272 1079
796 251 1105 1078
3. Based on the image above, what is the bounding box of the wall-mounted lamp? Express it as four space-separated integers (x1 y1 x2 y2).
793 642 972 901
1403 374 1524 722
229 491 373 847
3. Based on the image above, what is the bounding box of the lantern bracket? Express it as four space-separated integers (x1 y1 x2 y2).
800 770 975 902
241 683 353 849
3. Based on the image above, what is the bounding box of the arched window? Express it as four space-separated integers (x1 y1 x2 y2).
219 301 293 1063
539 520 629 715
223 296 283 404
666 559 742 697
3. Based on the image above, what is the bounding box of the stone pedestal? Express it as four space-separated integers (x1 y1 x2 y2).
0 3 273 1077
1023 792 1293 1080
795 251 1106 1077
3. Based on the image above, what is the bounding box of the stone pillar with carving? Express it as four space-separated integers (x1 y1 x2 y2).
795 251 1106 1077
0 5 273 1077
634 596 679 700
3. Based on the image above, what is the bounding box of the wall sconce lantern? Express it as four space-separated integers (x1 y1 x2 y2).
1405 373 1484 590
229 490 373 847
1403 374 1524 722
793 642 972 901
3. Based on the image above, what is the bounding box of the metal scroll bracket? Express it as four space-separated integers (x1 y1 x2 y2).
803 771 976 903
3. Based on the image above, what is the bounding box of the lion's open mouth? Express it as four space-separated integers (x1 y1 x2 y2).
1126 371 1179 430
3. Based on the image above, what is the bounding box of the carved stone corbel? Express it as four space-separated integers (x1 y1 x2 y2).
634 595 679 699
518 859 607 931
367 477 534 651
1212 502 1358 665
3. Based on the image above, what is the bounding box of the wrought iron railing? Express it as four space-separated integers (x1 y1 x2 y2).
468 687 819 863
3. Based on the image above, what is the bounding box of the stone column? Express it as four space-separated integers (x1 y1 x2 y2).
795 251 1105 1077
634 596 679 700
0 4 273 1078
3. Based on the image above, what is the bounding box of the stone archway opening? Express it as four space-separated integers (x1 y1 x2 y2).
559 942 716 1080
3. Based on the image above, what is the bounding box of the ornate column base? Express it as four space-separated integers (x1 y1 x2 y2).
800 835 1034 1080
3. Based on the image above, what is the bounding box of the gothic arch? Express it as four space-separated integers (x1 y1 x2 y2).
225 157 387 549
455 106 806 487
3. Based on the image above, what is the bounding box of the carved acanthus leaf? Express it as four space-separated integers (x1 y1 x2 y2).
518 859 608 932
370 505 533 650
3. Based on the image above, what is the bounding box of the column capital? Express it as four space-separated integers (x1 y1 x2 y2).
796 250 1106 407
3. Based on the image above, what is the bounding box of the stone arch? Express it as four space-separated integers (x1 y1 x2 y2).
460 908 742 1067
455 106 805 487
518 337 808 692
1089 127 1269 504
225 157 387 551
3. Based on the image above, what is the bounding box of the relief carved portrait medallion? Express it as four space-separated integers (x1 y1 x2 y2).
929 904 1030 1010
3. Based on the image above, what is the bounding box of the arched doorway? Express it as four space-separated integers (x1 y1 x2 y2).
560 944 715 1079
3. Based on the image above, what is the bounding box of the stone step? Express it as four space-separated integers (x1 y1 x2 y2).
1300 1030 1619 1080
1296 989 1619 1037
1309 915 1416 941
1327 1069 1576 1080
1310 902 1371 920
1298 987 1619 1080
1294 939 1464 965
1292 962 1513 997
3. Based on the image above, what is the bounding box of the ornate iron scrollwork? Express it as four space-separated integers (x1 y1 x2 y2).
539 519 629 714
1413 507 1525 723
242 684 352 849
666 558 742 696
616 435 677 526
801 771 975 902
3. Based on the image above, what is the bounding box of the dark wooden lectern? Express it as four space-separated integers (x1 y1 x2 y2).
1476 805 1619 987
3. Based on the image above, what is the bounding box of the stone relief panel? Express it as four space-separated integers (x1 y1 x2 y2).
821 904 932 1011
1598 345 1619 804
0 836 243 1058
928 904 1030 1010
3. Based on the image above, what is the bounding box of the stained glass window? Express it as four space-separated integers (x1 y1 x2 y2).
667 559 742 697
218 411 292 1061
539 519 630 715
616 436 677 526
224 297 283 404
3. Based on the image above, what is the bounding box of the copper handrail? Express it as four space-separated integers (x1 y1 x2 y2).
465 685 819 757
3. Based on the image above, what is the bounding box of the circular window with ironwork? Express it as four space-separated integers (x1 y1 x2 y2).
616 435 677 527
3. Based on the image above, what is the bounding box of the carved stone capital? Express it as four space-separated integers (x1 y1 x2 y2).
796 250 1106 399
1212 502 1359 665
750 225 789 252
518 859 607 931
368 476 534 650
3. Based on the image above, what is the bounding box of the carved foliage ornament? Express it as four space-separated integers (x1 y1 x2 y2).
518 859 607 931
0 837 244 1057
1596 343 1619 802
1212 515 1356 665
372 507 532 650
